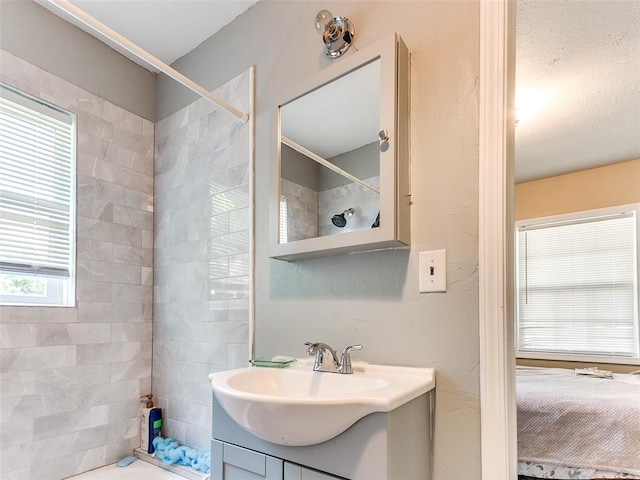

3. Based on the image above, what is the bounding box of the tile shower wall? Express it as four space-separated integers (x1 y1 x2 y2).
280 176 380 240
280 178 318 242
153 70 251 450
0 51 154 480
318 176 380 237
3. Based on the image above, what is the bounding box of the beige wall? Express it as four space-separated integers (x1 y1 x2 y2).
515 158 640 220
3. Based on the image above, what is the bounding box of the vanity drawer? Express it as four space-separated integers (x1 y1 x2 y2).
212 440 283 480
284 462 345 480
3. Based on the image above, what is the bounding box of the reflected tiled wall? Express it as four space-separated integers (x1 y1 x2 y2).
318 176 380 237
0 51 154 480
153 70 251 450
281 178 318 242
280 175 380 242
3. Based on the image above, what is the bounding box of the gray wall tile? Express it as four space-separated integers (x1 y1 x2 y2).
0 419 34 448
0 52 153 479
35 324 112 346
1 48 251 477
153 69 251 450
0 325 37 349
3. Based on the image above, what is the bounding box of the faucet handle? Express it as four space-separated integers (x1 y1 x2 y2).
342 344 363 355
339 344 363 374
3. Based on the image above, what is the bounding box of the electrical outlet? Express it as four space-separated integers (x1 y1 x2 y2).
419 249 447 293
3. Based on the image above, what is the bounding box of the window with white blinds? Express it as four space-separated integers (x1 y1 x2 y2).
0 84 76 306
515 205 639 361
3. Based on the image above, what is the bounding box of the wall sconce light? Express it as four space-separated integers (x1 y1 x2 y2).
314 9 355 58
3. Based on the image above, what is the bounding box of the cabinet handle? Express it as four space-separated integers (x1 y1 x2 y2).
379 129 390 152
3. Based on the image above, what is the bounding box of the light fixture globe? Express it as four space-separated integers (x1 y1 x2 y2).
314 9 355 58
314 9 334 34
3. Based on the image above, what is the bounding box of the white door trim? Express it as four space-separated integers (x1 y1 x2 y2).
479 0 517 478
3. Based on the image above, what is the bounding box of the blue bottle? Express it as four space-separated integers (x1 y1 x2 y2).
141 407 162 454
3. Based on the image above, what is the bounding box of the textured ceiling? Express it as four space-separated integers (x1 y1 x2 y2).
515 0 640 182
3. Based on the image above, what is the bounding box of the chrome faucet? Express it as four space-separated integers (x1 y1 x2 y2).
305 342 363 374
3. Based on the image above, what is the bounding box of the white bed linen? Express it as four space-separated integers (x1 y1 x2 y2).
518 460 640 479
517 367 640 478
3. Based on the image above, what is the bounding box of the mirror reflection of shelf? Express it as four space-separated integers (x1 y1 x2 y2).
281 135 380 194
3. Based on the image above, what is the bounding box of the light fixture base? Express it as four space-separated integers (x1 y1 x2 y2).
315 10 355 59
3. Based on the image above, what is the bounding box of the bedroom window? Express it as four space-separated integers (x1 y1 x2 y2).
515 204 639 362
0 84 76 307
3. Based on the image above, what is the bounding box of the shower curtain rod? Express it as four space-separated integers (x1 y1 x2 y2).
40 0 249 124
281 135 380 194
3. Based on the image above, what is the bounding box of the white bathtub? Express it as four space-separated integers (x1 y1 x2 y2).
66 459 187 480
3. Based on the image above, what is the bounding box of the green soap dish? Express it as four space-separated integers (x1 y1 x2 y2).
249 358 296 368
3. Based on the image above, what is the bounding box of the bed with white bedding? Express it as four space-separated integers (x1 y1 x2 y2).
517 366 640 479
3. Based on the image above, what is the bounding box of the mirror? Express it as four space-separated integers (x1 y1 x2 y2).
279 58 381 243
270 34 410 261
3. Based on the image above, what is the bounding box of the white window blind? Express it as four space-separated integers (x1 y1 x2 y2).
516 208 639 359
0 84 75 280
279 194 288 244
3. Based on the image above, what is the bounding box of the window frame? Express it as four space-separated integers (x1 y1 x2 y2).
0 84 76 307
514 203 640 365
0 273 68 306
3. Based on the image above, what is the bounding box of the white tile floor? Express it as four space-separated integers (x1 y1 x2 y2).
66 459 187 480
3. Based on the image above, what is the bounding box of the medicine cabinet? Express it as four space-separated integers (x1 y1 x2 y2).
270 33 410 261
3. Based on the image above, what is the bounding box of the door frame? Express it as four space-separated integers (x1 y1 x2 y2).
478 0 517 478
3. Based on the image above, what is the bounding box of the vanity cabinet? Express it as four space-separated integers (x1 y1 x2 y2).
284 463 343 480
211 441 283 480
211 392 433 480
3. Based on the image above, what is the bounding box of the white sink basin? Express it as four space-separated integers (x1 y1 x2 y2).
209 361 435 446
